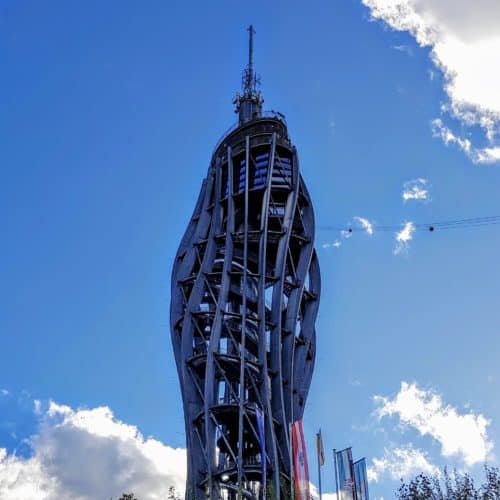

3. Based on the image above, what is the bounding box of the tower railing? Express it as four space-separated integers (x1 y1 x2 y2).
212 111 288 155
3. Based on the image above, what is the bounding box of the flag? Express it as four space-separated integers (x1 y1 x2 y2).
354 458 369 500
255 407 266 494
336 448 355 500
291 419 311 500
316 430 325 466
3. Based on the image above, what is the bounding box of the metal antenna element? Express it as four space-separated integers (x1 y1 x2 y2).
244 25 256 94
234 25 263 123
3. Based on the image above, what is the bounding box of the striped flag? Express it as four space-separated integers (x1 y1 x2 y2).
336 448 355 500
291 419 311 500
354 458 369 500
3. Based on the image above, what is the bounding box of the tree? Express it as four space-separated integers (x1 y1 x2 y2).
396 466 500 499
167 486 181 500
116 487 180 500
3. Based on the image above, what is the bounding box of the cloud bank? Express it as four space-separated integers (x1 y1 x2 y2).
374 382 493 467
0 401 186 500
362 0 500 163
0 398 333 500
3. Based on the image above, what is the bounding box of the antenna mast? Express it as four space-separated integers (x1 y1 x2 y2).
246 24 256 93
234 25 263 123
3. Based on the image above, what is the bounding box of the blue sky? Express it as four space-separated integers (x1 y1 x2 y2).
1 0 500 498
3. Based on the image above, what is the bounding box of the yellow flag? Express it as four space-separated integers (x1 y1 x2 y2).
316 430 325 466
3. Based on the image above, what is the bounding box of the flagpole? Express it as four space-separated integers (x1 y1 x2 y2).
333 449 340 500
317 430 323 500
349 450 357 500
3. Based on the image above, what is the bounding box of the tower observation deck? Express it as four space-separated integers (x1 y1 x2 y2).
170 26 321 499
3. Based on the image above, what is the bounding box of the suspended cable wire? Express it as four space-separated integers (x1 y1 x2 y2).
320 215 500 233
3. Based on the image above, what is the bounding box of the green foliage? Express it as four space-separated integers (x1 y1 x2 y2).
265 481 277 500
397 466 500 500
279 476 293 500
167 485 181 500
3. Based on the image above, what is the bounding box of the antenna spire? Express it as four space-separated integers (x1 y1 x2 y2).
246 25 255 93
234 25 263 124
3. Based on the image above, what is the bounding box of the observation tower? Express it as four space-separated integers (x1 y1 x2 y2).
170 26 321 499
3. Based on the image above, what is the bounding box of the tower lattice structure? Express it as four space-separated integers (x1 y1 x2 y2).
170 26 321 499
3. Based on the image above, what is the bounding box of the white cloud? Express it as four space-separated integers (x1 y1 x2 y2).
368 445 439 482
33 400 42 415
322 240 342 249
0 401 186 500
402 178 430 202
322 215 374 251
362 0 500 164
310 483 337 499
391 44 413 56
0 389 9 396
374 382 493 466
323 226 355 249
394 221 415 254
354 216 374 235
323 218 372 249
432 118 500 164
